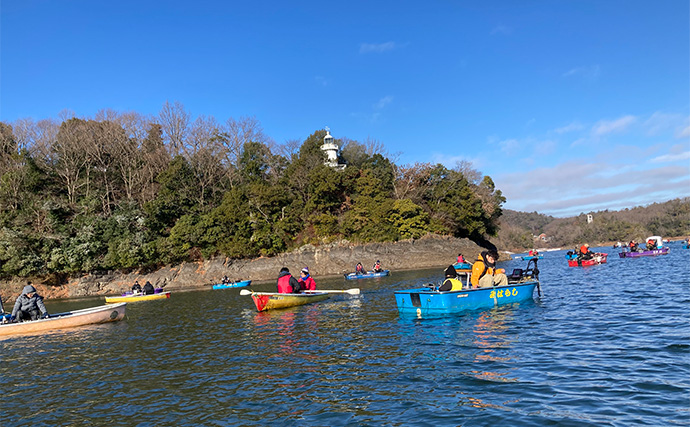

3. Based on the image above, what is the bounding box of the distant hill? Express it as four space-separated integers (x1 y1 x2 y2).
493 198 690 251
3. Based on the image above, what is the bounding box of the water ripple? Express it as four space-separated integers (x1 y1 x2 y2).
1 247 688 425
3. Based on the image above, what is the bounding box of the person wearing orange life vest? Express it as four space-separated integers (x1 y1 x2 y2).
276 267 301 294
470 251 507 289
579 244 593 260
297 267 316 291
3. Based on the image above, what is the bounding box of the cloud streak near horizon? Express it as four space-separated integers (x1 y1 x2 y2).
437 111 690 217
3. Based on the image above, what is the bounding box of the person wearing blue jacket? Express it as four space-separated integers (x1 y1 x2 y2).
11 284 49 322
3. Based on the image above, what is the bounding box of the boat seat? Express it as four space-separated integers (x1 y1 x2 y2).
508 268 523 283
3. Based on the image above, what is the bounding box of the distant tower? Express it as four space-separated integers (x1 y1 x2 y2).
320 127 346 169
587 214 593 224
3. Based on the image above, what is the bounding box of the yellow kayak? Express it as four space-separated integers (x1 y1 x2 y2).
105 292 171 303
245 291 330 312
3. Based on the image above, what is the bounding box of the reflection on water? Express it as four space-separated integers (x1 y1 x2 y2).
1 249 688 426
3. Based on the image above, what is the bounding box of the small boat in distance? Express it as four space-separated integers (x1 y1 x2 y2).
619 247 670 258
105 292 171 303
240 290 330 312
517 255 544 260
453 262 472 272
212 280 252 290
344 270 390 280
0 303 126 337
567 253 608 267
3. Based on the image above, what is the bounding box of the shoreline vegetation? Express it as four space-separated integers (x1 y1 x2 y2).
1 106 687 303
1 234 488 303
1 106 506 300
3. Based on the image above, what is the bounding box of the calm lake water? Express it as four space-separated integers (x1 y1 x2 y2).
2 243 689 426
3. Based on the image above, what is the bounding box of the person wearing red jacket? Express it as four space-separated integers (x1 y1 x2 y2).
276 267 301 294
298 267 316 291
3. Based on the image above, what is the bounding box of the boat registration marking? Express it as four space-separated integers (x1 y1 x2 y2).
456 294 468 298
489 288 519 299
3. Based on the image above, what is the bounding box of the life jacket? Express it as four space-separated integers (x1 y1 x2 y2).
580 245 589 254
277 273 294 293
471 254 495 288
439 277 463 292
299 275 316 291
457 255 464 263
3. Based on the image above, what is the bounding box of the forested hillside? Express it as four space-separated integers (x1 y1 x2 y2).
0 103 505 281
495 198 690 251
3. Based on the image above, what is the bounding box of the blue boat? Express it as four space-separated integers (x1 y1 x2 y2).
395 280 538 318
519 255 543 260
212 280 252 290
344 270 390 280
395 258 541 318
453 262 472 271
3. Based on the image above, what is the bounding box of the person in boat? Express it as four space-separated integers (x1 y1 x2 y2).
372 260 383 273
646 239 656 250
438 265 464 291
131 280 142 294
142 281 155 295
10 284 49 322
355 262 366 275
277 267 301 293
629 240 639 252
298 267 316 291
221 275 229 284
470 251 508 289
456 253 465 263
578 244 593 260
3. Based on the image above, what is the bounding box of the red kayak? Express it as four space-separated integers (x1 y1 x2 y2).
567 253 608 267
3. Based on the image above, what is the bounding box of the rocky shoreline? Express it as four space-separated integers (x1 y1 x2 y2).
0 234 492 304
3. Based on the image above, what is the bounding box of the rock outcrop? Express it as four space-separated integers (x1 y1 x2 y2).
0 234 492 303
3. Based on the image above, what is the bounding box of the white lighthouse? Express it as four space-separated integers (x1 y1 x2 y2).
320 127 346 169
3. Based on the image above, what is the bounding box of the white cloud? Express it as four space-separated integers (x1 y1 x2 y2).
677 125 690 138
554 122 584 134
643 111 684 136
650 151 690 163
373 96 393 110
562 65 600 79
359 42 396 54
592 115 636 136
494 159 690 217
499 138 520 156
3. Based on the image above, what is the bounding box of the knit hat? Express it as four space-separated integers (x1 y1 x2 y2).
444 265 457 278
301 267 309 274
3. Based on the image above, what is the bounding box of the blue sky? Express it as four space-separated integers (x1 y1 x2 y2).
2 0 688 217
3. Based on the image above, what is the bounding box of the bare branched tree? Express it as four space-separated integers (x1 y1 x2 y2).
53 119 93 205
159 100 190 156
393 162 433 201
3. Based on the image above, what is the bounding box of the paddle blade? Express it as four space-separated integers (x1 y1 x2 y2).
345 288 360 295
239 289 252 296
